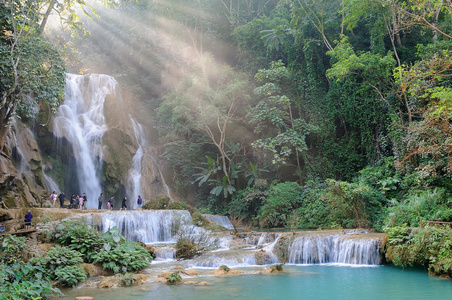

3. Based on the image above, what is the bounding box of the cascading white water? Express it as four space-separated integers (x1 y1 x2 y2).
125 118 144 209
43 173 60 194
102 210 192 243
202 214 234 229
53 74 117 208
288 234 381 265
125 116 174 208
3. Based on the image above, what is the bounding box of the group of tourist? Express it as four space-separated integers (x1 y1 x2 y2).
97 193 144 210
50 191 87 209
49 191 144 210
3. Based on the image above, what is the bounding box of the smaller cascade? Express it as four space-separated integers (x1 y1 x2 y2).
102 210 192 243
154 246 176 261
125 117 174 208
288 233 382 265
202 214 234 229
43 173 60 194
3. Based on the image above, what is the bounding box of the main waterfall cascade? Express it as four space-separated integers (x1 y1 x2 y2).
97 210 384 266
53 74 117 208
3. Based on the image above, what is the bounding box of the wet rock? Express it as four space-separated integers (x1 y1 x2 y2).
211 266 244 275
157 272 172 279
182 269 198 276
81 264 111 277
262 264 284 274
98 279 116 288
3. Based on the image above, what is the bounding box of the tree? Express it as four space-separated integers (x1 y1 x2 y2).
249 60 317 183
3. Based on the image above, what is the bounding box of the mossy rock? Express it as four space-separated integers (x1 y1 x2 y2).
142 196 170 210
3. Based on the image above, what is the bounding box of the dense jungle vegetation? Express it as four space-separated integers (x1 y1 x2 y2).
3 0 452 232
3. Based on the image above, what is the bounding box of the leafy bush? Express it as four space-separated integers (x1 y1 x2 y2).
258 182 303 228
39 246 84 271
0 235 29 265
385 225 452 276
166 272 182 285
92 241 152 273
119 272 137 286
229 186 269 220
0 262 61 300
32 246 86 287
387 189 449 227
175 239 199 259
53 221 104 262
142 196 170 209
54 265 87 287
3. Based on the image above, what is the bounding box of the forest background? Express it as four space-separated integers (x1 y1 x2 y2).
3 0 452 231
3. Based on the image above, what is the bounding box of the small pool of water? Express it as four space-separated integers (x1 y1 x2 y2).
60 265 452 300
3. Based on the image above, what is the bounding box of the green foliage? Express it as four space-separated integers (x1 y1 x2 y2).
0 235 28 265
53 265 87 287
385 226 452 276
219 265 230 272
228 184 269 220
387 189 451 227
258 182 303 228
92 240 152 273
166 272 182 285
118 272 137 287
175 239 199 260
53 221 103 262
142 196 170 210
32 246 86 287
0 262 61 300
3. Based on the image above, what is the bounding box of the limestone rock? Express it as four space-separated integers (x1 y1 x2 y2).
182 269 198 276
158 272 172 279
98 279 116 288
211 267 244 276
81 264 110 277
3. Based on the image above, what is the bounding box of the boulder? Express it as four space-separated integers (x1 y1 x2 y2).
182 269 198 276
98 279 116 288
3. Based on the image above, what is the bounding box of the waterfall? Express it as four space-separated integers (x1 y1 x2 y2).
288 234 381 265
53 74 118 208
102 210 192 243
43 173 60 194
125 118 144 209
125 116 174 208
202 214 234 229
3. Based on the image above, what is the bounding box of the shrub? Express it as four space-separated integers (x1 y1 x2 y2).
53 221 104 262
258 182 303 228
385 225 452 276
0 234 29 265
142 196 170 209
228 186 268 220
119 272 137 286
166 272 182 285
39 246 84 271
54 265 87 287
92 241 152 273
175 239 199 259
0 262 61 300
387 188 449 227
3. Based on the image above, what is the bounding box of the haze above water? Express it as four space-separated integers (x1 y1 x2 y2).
61 265 452 300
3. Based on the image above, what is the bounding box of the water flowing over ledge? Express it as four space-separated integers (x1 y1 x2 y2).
94 210 384 267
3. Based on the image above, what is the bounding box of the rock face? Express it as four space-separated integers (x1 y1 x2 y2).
0 120 48 208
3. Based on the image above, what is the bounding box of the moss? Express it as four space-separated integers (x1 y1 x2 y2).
3 194 16 209
143 196 170 210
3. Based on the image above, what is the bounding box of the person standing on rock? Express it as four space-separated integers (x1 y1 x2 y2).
137 195 143 209
51 191 57 207
108 196 114 210
24 210 32 230
83 193 87 210
98 193 103 209
79 195 84 209
58 192 65 208
121 196 128 210
69 194 76 209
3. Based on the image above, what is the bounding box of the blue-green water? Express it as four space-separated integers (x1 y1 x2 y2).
61 265 452 300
